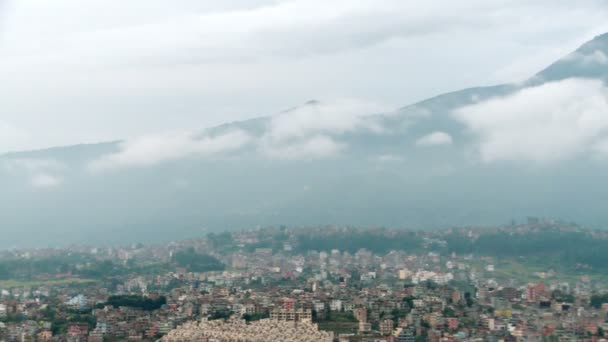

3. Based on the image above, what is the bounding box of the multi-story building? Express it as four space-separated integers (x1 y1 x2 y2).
354 307 367 323
380 319 394 335
358 321 372 333
270 308 312 323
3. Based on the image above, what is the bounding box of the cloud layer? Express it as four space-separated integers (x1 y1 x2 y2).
1 1 607 152
258 99 387 160
264 100 386 141
454 78 608 163
416 131 453 147
1 158 66 188
0 0 555 67
89 130 252 172
87 99 387 169
259 135 345 160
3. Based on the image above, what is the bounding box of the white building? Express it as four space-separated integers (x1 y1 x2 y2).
330 299 343 311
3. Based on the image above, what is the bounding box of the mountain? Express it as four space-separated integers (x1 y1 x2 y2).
1 33 608 248
536 32 608 82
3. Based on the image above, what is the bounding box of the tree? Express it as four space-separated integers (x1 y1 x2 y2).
173 248 225 272
105 295 166 311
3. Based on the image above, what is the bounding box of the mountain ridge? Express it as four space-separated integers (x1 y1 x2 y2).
1 33 607 248
5 32 608 158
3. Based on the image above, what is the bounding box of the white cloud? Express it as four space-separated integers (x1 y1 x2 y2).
87 99 384 168
416 131 453 147
375 154 404 162
1 1 607 152
257 99 387 160
2 158 65 172
584 50 608 65
453 78 608 163
259 135 344 160
3 0 604 71
30 173 62 188
1 158 66 188
265 99 388 142
89 130 252 172
566 50 608 65
0 0 522 68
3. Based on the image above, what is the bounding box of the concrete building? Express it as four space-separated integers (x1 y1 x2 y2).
380 319 394 335
270 308 312 323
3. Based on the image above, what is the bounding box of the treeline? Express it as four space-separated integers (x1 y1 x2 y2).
206 232 233 248
443 231 588 256
242 312 270 322
443 230 608 270
0 254 102 280
173 248 225 272
591 293 608 308
78 260 127 278
292 228 608 271
105 295 167 311
296 231 422 254
244 231 289 253
0 255 162 281
37 307 97 335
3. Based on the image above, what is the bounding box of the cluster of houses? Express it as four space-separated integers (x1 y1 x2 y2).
0 227 606 341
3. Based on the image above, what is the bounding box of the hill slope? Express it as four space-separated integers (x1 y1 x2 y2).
1 34 608 247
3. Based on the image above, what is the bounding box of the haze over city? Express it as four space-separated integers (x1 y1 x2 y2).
3 2 608 342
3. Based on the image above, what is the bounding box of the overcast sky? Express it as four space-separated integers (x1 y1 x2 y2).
1 0 607 153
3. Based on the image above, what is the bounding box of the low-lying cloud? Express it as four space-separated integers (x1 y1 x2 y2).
2 1 607 152
454 78 608 163
259 135 345 160
374 154 405 163
1 158 66 188
89 130 252 172
87 99 386 167
265 99 387 142
416 131 453 147
566 50 608 66
258 99 387 160
30 173 62 188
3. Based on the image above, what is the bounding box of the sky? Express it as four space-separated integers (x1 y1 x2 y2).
1 0 608 153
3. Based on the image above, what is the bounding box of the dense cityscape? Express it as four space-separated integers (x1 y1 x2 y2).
0 221 608 341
